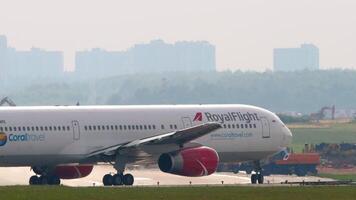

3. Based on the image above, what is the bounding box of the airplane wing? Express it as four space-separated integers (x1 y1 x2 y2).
86 122 221 159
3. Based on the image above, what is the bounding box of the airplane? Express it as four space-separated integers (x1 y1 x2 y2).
0 104 292 186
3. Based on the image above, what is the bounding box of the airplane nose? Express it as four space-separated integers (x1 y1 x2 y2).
281 125 292 147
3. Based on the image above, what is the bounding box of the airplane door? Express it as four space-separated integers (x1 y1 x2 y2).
182 117 192 128
72 120 80 140
260 117 270 138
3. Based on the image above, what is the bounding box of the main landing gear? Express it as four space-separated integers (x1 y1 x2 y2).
102 173 134 186
102 155 134 186
29 166 61 185
250 161 264 184
29 175 61 185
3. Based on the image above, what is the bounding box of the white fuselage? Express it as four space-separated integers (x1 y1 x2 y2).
0 104 292 167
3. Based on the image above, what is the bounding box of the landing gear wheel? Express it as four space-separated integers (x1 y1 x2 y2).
257 174 264 184
48 175 61 185
29 175 39 185
103 174 113 186
123 174 134 185
251 174 257 184
39 176 49 185
112 174 123 186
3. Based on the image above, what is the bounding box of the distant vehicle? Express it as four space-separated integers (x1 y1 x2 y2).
0 104 292 185
218 151 320 177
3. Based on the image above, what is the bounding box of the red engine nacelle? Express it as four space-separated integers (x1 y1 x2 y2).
54 165 93 179
158 146 219 177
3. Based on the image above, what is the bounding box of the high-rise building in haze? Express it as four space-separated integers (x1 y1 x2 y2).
273 44 319 71
75 40 216 78
0 35 64 81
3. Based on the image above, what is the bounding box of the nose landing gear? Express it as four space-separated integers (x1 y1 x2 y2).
250 160 264 184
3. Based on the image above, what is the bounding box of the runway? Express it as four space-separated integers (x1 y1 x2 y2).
0 165 334 186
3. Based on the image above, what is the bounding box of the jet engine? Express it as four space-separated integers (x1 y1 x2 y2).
53 165 93 179
158 146 219 177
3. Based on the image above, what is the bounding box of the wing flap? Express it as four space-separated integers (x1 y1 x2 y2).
87 122 221 158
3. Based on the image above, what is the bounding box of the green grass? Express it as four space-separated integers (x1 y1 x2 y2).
290 122 356 149
319 173 356 181
0 186 355 200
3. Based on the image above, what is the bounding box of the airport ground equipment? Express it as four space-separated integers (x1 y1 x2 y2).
218 151 320 176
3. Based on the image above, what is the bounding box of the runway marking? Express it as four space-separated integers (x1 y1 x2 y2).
135 177 153 181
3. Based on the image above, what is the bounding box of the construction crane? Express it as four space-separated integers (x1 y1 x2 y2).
0 97 16 106
310 105 335 122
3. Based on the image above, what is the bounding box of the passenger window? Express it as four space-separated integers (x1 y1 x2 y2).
148 125 151 130
62 126 66 131
35 127 39 131
5 127 8 131
0 127 3 131
40 127 43 131
45 127 48 131
107 125 110 130
102 125 105 130
54 126 57 131
153 125 156 130
139 125 143 130
253 124 257 128
98 126 101 130
84 126 87 131
174 125 177 129
232 124 235 129
58 126 61 131
144 125 147 130
136 125 139 130
18 127 21 131
14 127 17 131
245 124 248 128
93 126 96 131
49 126 52 131
128 125 131 130
170 125 173 129
67 126 70 131
240 124 244 129
249 124 253 128
123 125 127 130
227 124 231 129
27 127 31 131
132 125 135 130
23 127 26 131
89 126 92 131
111 125 114 130
119 125 122 130
223 124 226 129
161 125 165 129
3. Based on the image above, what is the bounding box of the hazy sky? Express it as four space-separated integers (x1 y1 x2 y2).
0 0 355 71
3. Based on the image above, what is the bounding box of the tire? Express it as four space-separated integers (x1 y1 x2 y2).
29 176 39 185
251 174 257 184
49 175 61 185
123 174 134 185
257 174 264 184
39 176 49 185
112 174 123 186
103 174 113 186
